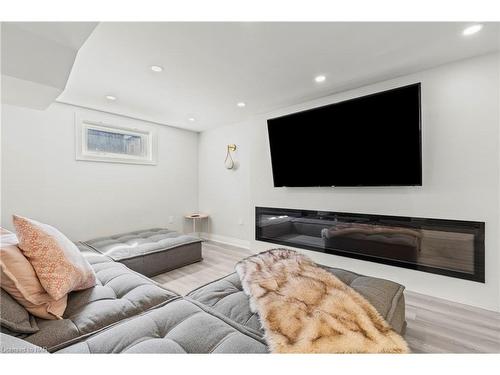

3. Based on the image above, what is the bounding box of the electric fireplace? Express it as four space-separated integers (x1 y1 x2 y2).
255 207 485 282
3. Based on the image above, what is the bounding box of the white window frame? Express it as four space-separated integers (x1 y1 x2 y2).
75 120 157 165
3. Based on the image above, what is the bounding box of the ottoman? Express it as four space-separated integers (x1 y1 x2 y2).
82 228 202 277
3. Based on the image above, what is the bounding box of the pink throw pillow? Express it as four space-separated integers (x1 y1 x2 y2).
1 230 68 319
12 215 96 300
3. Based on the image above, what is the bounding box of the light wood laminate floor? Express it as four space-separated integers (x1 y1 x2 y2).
152 241 500 353
152 241 252 295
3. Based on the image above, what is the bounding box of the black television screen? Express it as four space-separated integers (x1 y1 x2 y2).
267 83 422 187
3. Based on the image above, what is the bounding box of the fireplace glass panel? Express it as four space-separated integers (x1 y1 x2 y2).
255 207 484 282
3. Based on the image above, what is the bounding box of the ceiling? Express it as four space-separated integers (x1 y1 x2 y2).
8 22 98 50
2 22 97 109
57 22 500 132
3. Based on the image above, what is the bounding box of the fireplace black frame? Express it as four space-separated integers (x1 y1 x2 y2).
255 206 485 282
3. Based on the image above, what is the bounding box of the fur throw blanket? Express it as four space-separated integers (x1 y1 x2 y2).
235 249 409 354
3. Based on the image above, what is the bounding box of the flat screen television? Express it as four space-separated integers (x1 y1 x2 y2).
267 83 422 187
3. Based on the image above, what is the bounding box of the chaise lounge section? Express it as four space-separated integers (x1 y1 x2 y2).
187 267 407 336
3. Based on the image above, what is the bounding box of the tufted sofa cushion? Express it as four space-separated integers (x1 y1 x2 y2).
82 228 202 276
57 299 268 354
187 266 407 336
187 274 263 336
20 243 178 352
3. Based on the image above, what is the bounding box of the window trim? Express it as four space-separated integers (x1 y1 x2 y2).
75 120 157 165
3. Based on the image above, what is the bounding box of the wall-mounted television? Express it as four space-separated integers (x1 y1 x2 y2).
267 83 422 187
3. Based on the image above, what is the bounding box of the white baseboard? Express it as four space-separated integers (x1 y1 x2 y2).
200 232 250 249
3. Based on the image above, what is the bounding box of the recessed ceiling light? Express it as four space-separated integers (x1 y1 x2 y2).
237 102 246 108
462 24 483 36
105 95 117 101
151 65 163 72
188 117 196 122
314 75 326 83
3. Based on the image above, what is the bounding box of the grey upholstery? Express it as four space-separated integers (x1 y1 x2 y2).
1 333 47 353
21 244 177 352
0 289 39 335
187 267 407 335
58 299 267 354
82 228 202 276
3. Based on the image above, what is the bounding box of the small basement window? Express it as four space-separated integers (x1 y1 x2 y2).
76 120 157 165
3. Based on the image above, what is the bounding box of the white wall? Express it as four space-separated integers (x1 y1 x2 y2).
198 121 251 247
1 102 199 240
198 53 500 311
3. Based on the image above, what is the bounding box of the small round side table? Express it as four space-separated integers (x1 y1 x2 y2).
184 213 209 237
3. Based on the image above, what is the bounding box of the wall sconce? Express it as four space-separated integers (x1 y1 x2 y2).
224 144 237 170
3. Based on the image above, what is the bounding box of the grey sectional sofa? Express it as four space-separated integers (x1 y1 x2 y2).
2 244 178 352
1 233 407 354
